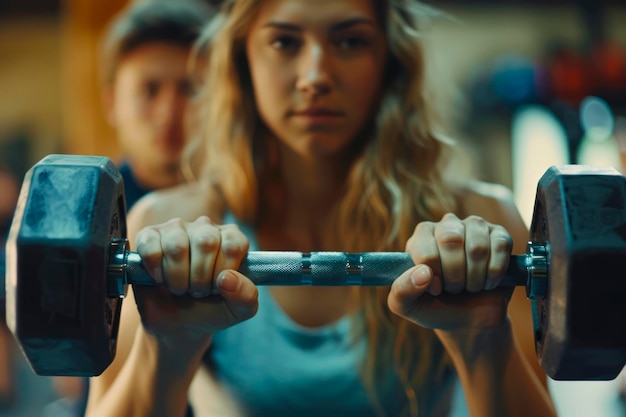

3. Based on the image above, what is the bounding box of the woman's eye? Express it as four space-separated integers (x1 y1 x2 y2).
271 36 300 51
337 37 369 50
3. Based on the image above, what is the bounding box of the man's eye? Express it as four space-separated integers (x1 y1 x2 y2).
271 36 300 51
179 80 197 97
145 81 159 98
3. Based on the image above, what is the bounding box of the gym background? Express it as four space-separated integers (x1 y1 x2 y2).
0 0 625 416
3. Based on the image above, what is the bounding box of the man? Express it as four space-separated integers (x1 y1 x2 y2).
101 0 214 209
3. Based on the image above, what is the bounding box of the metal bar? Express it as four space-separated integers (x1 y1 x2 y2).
119 251 529 287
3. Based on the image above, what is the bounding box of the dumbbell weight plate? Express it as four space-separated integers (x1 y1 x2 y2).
532 165 626 380
5 155 126 376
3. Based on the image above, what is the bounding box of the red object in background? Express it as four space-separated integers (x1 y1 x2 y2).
547 48 593 107
590 41 626 95
545 41 626 107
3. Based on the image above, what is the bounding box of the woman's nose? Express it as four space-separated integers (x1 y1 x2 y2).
296 44 333 97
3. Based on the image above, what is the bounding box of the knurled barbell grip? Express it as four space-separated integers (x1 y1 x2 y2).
109 241 534 296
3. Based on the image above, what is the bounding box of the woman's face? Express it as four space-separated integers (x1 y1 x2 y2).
245 0 388 159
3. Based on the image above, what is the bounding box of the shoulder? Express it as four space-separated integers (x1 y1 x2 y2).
456 180 529 254
457 181 516 221
126 181 225 241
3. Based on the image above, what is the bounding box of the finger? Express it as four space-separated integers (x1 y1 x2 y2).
434 213 465 294
463 215 490 293
213 224 249 285
388 265 433 317
407 221 443 294
135 227 165 284
187 216 221 298
217 270 259 321
159 218 192 295
485 225 513 290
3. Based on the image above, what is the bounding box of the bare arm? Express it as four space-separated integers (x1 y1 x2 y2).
436 320 554 417
86 189 208 417
460 182 548 388
188 366 244 417
388 182 556 417
86 186 252 417
87 320 211 417
452 183 555 416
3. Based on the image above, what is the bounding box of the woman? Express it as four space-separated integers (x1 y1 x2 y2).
86 0 557 416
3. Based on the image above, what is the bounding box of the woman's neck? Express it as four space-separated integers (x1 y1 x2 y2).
258 143 354 251
280 146 350 221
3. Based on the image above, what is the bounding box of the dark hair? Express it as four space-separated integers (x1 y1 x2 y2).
100 0 215 85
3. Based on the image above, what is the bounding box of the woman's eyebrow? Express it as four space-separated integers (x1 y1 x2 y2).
261 17 377 32
262 21 301 32
330 17 377 32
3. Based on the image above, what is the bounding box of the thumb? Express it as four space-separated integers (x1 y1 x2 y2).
388 265 436 317
217 270 259 322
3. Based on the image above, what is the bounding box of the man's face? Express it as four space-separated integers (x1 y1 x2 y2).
107 42 194 181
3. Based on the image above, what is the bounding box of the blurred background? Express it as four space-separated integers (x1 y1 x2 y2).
0 0 625 416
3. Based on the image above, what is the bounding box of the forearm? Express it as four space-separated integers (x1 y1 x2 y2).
86 327 211 417
436 319 556 417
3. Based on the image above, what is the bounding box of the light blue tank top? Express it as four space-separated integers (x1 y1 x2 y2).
204 213 469 417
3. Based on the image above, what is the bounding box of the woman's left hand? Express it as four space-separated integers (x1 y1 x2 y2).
388 213 515 330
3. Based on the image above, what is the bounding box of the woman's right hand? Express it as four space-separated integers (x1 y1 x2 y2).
132 216 259 348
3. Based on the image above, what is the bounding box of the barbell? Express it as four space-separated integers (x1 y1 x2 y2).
5 154 626 380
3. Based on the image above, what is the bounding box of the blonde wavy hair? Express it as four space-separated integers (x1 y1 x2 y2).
188 0 462 415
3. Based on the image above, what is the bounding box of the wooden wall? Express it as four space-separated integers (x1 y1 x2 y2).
61 0 128 160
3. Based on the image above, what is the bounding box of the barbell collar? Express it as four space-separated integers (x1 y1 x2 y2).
525 242 549 300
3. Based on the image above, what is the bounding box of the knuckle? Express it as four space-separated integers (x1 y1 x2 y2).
221 239 247 259
413 221 434 235
492 236 513 253
441 213 459 221
195 215 213 225
464 215 488 227
193 232 221 253
466 242 489 261
135 237 158 257
436 230 464 248
220 224 247 243
162 235 189 261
